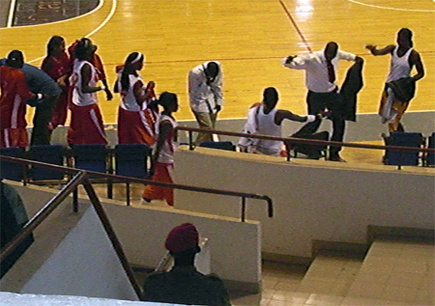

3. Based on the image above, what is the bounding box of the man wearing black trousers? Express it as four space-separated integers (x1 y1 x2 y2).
283 42 363 162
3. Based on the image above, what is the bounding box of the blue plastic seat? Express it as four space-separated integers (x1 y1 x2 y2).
28 145 65 181
425 132 435 166
0 147 26 181
384 132 424 166
71 144 109 178
114 144 151 178
199 141 236 151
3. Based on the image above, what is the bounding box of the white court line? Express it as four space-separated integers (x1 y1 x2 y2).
18 0 117 64
346 0 435 12
3 0 104 30
6 0 17 28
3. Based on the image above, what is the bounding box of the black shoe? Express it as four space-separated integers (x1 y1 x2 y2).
329 156 346 162
307 154 321 160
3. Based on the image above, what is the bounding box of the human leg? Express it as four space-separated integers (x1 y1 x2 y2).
293 91 324 135
30 95 58 146
329 117 346 160
388 101 409 133
193 111 214 145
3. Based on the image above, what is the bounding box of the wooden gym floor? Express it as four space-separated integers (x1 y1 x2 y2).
0 0 434 126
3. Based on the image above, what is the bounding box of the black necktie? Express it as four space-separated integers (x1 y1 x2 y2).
326 60 335 83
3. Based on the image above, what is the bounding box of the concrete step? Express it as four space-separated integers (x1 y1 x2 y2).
347 237 434 305
296 251 364 296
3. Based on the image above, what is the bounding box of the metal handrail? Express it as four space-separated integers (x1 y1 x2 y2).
0 155 273 221
0 172 142 298
175 126 435 154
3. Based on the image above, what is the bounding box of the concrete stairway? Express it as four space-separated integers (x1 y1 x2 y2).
253 236 434 305
346 237 434 305
297 251 364 297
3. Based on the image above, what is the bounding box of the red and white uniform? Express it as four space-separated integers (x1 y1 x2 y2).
116 71 157 145
142 114 178 206
41 52 71 128
0 66 34 147
67 60 107 145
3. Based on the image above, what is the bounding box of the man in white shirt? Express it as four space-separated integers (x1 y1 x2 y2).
282 42 362 162
188 61 223 145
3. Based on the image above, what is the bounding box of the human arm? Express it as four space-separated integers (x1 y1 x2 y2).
209 64 224 111
275 110 322 125
365 44 395 56
80 63 112 99
113 77 120 93
100 78 113 100
410 50 424 81
80 63 103 94
93 54 113 100
282 54 310 70
188 69 209 111
149 120 172 176
133 80 155 106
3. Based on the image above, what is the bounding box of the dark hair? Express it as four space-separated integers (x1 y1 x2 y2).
46 36 64 57
398 28 413 48
120 52 144 92
205 61 219 78
158 92 178 110
74 38 95 61
263 87 278 107
7 50 24 68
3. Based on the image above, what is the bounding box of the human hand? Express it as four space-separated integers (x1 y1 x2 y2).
285 56 296 64
105 88 113 101
319 108 332 118
365 44 376 52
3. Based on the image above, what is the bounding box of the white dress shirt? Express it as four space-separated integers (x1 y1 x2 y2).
282 50 356 93
188 61 223 113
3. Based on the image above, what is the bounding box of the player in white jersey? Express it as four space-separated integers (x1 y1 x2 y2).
67 38 108 145
114 52 157 145
239 87 326 157
142 92 178 206
366 28 425 133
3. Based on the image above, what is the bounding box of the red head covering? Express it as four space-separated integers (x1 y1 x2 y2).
165 223 199 253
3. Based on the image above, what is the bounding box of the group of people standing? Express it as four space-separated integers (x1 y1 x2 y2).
0 27 426 205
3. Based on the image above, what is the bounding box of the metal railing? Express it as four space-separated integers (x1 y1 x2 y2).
0 171 142 299
175 126 435 166
0 156 273 221
0 155 275 299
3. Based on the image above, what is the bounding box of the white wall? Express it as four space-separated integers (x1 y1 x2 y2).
1 182 262 293
1 197 138 300
174 147 435 259
100 201 261 291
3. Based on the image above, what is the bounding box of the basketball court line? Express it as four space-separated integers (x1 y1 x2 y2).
6 0 16 27
278 0 312 53
346 0 435 12
27 0 117 64
4 0 104 29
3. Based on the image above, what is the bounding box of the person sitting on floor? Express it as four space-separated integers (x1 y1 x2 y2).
238 87 328 158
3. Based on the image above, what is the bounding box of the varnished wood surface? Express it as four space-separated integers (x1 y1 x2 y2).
0 0 434 124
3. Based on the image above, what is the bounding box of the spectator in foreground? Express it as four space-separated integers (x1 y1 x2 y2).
142 223 231 305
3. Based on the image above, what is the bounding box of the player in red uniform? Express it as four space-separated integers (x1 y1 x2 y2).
0 51 43 148
114 52 157 145
41 35 72 129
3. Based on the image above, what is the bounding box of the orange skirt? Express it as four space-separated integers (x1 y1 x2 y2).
142 162 174 206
